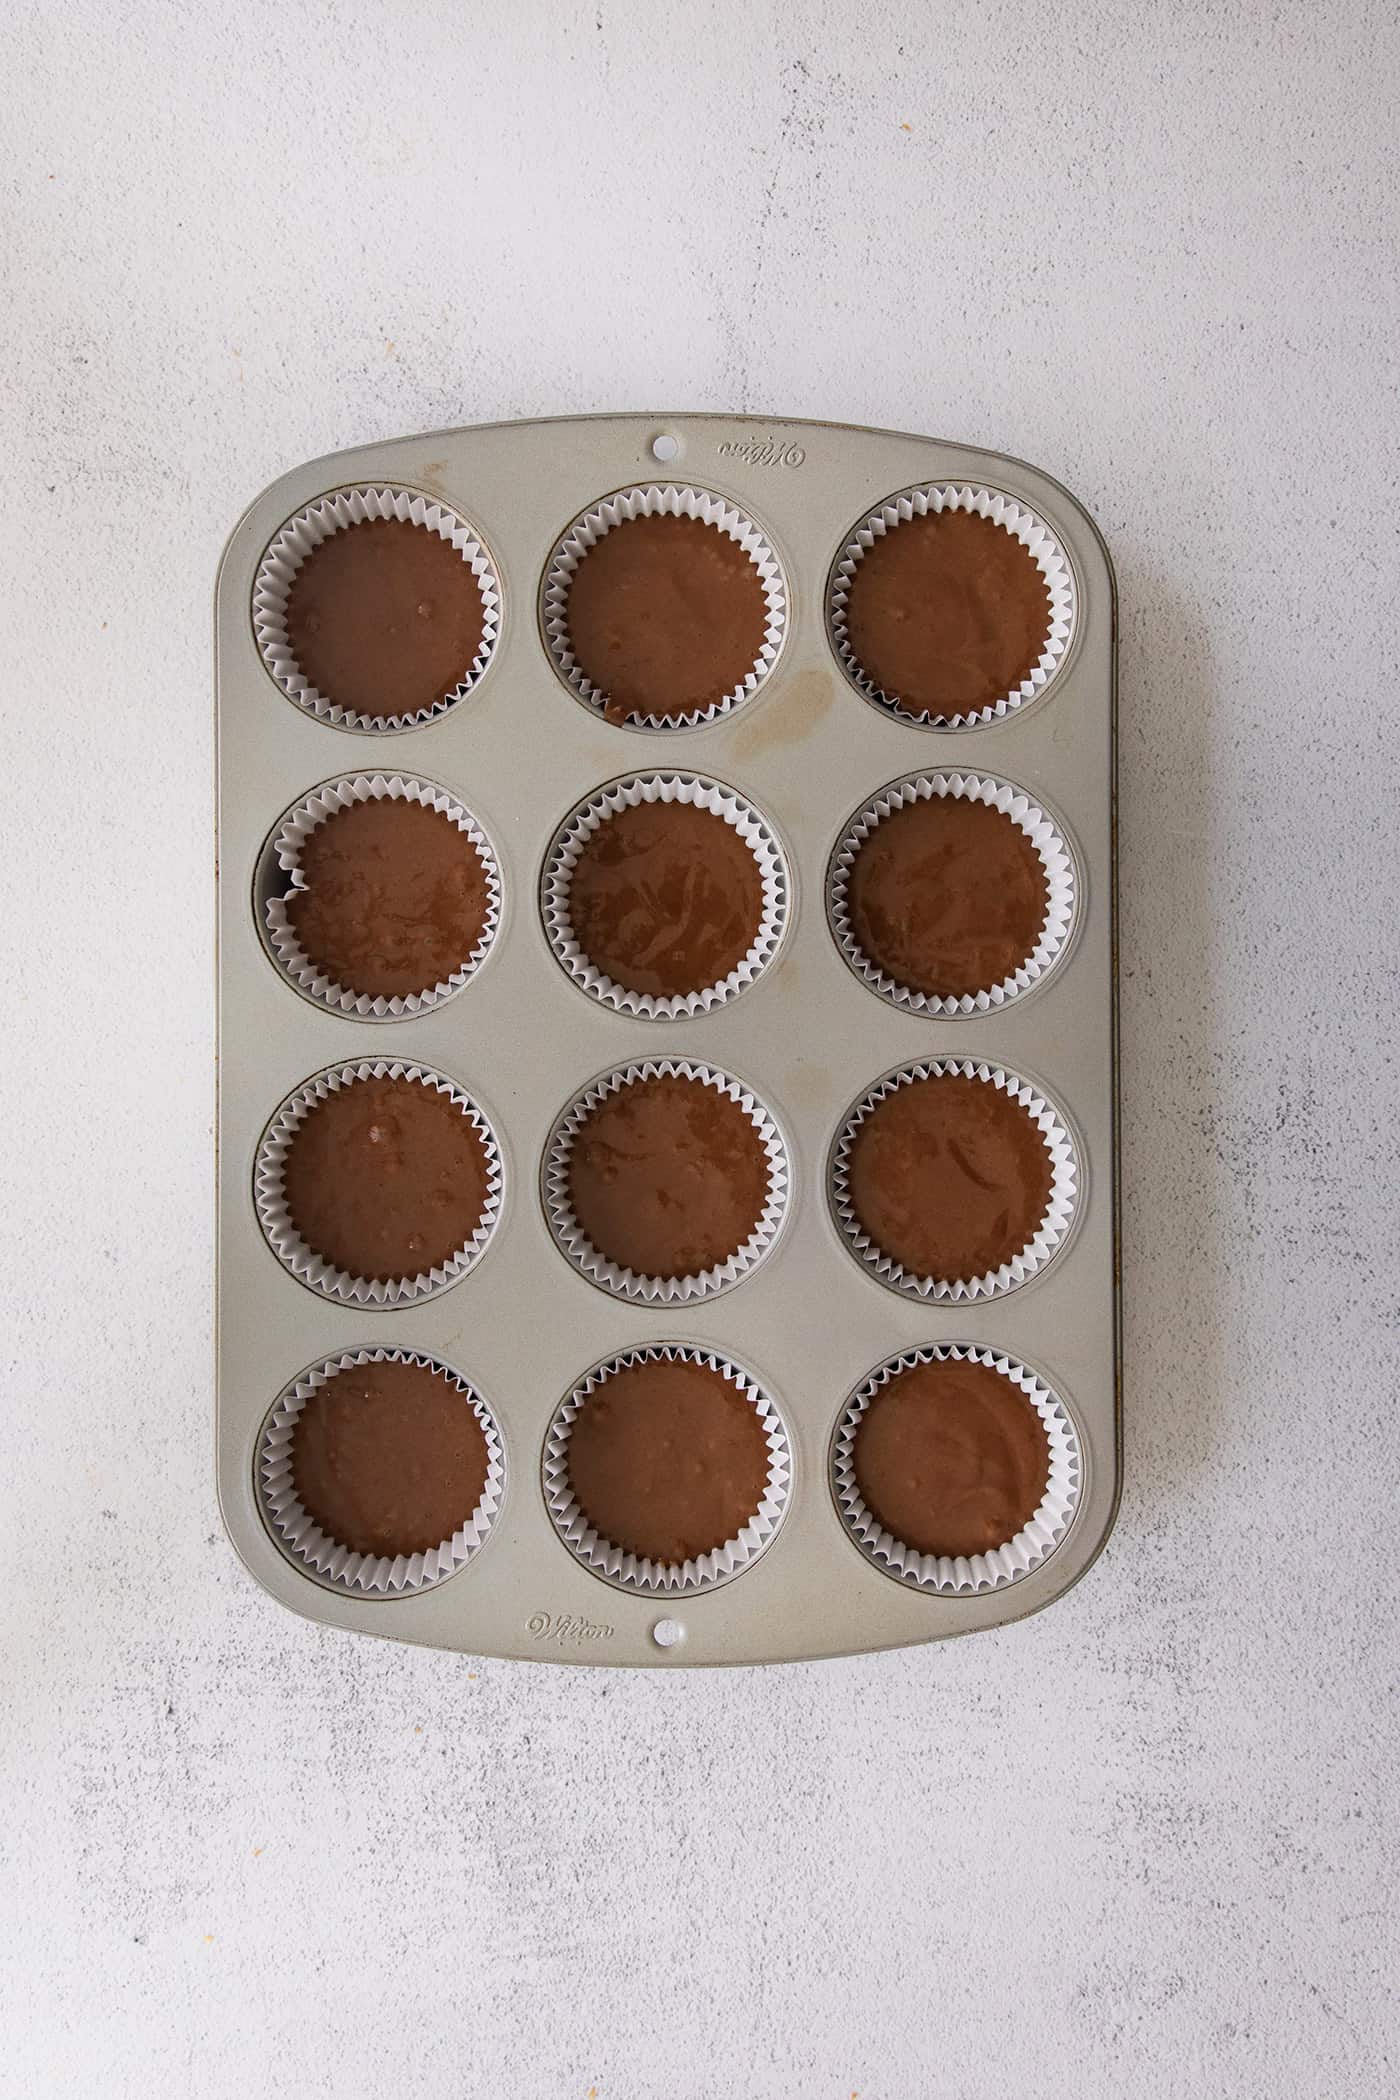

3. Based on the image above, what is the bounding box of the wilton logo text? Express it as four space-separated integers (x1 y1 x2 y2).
716 435 807 468
527 1610 614 1646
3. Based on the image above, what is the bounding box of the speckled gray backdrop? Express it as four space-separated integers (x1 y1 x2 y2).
2 2 1397 2095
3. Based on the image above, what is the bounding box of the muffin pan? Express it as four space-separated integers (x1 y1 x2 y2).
216 412 1118 1666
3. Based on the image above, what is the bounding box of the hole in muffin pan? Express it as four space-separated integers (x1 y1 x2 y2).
830 1344 1082 1595
254 1062 506 1307
541 1059 792 1304
251 775 504 1021
251 487 503 734
219 416 1116 1665
256 1348 507 1597
539 484 789 732
828 1058 1082 1302
826 483 1078 730
540 773 792 1020
826 772 1081 1017
541 1343 792 1596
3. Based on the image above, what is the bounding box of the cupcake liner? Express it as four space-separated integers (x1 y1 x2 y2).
254 1060 504 1306
828 483 1076 729
827 771 1077 1016
542 1343 791 1595
829 1057 1078 1300
252 485 502 732
257 1347 505 1595
540 483 788 731
832 1343 1081 1594
543 1059 790 1303
263 773 502 1020
541 772 790 1019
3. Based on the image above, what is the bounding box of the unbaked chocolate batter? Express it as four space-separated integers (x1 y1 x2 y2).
844 508 1051 718
566 1356 770 1563
853 1357 1050 1558
567 798 764 998
282 1075 489 1282
566 1074 770 1279
564 513 768 722
291 1356 490 1558
847 794 1048 999
846 1071 1053 1282
286 795 490 1000
285 517 486 720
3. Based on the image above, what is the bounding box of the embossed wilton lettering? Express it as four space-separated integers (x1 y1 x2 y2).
716 436 807 468
526 1610 614 1646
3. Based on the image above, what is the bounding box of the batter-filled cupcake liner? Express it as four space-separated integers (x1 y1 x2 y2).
828 1057 1078 1300
826 771 1077 1016
543 1058 791 1303
252 485 502 732
831 1343 1081 1594
542 1343 791 1595
257 1346 505 1595
263 773 503 1020
541 772 790 1019
540 483 788 731
828 483 1076 729
254 1060 505 1306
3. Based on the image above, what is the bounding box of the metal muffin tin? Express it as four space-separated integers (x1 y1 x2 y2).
215 412 1118 1667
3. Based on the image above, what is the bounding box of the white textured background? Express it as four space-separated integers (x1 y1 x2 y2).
3 3 1397 2095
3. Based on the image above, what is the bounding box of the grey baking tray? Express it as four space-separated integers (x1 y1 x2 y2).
215 412 1119 1666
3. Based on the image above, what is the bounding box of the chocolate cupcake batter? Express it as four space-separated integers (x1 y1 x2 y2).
853 1357 1050 1558
566 1074 770 1280
282 1075 490 1283
846 1071 1053 1283
285 517 486 721
846 794 1048 999
291 1356 490 1559
286 796 490 1001
566 1356 770 1563
567 798 764 998
564 512 768 722
843 508 1052 718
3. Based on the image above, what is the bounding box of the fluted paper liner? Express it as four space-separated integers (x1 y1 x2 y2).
829 1057 1078 1300
832 1344 1081 1594
258 1346 505 1595
829 483 1076 729
543 1343 791 1594
827 771 1077 1015
541 772 789 1018
263 773 502 1019
255 1060 504 1306
543 1059 790 1303
252 485 501 731
541 483 787 730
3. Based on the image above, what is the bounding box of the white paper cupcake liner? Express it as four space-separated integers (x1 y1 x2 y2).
541 772 790 1019
832 1344 1081 1594
258 1347 505 1596
263 773 502 1020
252 485 502 732
543 1059 790 1303
829 1057 1078 1300
540 483 788 731
827 771 1077 1016
828 483 1076 729
542 1343 791 1595
255 1060 504 1306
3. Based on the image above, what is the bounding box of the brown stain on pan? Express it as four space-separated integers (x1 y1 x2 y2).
730 666 837 762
